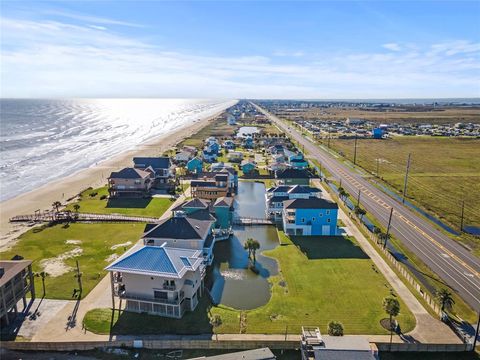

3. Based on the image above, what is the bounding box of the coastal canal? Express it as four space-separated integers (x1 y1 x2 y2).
208 181 279 310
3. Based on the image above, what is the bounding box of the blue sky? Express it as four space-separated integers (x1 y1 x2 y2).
1 1 479 98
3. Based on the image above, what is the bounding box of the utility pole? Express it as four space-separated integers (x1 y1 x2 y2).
460 200 465 232
376 158 380 177
75 260 83 296
384 207 394 249
473 311 479 351
339 179 342 189
402 153 411 204
357 189 361 207
353 135 358 165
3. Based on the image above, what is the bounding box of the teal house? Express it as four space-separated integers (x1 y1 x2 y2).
213 197 234 229
172 197 233 229
187 157 203 173
241 160 256 175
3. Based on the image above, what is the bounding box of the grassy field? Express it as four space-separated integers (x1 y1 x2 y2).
65 187 174 218
1 223 145 299
326 136 480 254
288 106 480 125
83 232 415 335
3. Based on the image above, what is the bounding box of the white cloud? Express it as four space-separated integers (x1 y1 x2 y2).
382 43 402 52
1 16 479 98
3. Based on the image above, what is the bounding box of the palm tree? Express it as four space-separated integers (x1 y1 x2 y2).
52 201 62 213
354 205 367 220
383 296 400 351
244 238 261 264
373 226 382 244
35 271 49 297
436 288 455 313
210 314 222 341
382 232 392 249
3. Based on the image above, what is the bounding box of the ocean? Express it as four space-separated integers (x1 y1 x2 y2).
0 98 236 202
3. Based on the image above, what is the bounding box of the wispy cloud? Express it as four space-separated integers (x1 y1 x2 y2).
43 9 144 28
1 15 479 98
382 43 402 52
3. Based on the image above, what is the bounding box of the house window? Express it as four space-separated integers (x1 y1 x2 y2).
301 218 305 223
326 210 330 215
154 290 168 300
319 213 323 217
312 217 315 222
327 218 331 223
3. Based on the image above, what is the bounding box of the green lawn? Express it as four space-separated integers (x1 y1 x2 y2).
1 223 145 299
327 136 480 255
83 231 415 335
65 187 174 218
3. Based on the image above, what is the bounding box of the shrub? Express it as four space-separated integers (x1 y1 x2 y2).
327 321 344 336
99 195 107 200
89 192 98 198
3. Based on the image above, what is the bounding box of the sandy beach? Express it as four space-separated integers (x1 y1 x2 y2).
0 111 222 251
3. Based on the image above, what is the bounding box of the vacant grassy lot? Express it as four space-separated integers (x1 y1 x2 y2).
65 187 174 218
84 232 415 335
327 136 480 254
1 223 144 299
179 117 238 148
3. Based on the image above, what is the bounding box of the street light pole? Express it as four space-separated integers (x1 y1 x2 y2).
353 135 358 165
384 208 394 249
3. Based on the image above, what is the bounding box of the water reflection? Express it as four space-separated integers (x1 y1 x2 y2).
208 181 280 310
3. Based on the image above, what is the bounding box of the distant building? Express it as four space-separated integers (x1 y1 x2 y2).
346 118 366 125
223 140 236 150
227 151 244 163
227 114 237 125
175 147 196 163
241 160 256 175
191 174 231 200
282 198 338 236
0 259 35 326
106 244 205 319
187 157 203 174
372 128 383 139
108 167 154 198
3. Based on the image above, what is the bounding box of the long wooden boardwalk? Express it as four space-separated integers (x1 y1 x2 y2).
9 211 160 224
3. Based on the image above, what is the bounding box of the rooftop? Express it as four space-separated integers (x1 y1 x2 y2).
143 216 213 240
0 260 32 287
105 245 202 278
284 198 338 210
133 157 171 169
109 167 151 180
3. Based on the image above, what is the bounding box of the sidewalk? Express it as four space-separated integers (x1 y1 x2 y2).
312 179 460 344
31 188 191 342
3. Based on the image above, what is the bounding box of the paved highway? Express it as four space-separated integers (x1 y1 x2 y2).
254 103 480 313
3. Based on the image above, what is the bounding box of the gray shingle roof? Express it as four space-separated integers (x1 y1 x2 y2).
276 168 312 179
133 157 171 169
284 198 338 209
109 167 151 180
213 196 234 207
142 216 213 240
287 185 321 194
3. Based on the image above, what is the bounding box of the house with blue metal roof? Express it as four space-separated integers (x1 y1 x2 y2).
265 185 322 220
187 157 203 174
106 244 204 319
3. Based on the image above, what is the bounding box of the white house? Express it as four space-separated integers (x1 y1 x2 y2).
265 185 321 220
106 244 205 319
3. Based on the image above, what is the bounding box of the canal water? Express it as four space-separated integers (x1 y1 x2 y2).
208 181 280 310
236 126 259 138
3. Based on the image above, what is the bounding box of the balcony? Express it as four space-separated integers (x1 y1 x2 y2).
162 284 176 291
119 292 184 305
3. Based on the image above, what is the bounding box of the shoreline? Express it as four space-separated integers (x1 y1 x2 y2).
0 109 225 251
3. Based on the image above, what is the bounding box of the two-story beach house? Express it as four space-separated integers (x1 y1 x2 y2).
172 197 234 230
190 173 233 200
275 168 313 185
282 198 338 236
187 157 203 174
142 213 216 265
106 244 205 319
108 167 154 198
133 157 173 190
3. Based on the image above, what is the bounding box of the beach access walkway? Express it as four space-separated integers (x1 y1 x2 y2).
9 211 161 224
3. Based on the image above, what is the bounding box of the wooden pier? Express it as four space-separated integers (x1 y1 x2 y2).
232 217 275 226
9 211 160 224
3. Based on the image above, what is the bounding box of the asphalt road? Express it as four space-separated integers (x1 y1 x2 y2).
254 103 480 313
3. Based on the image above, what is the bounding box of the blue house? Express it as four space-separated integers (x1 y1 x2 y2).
223 140 236 150
172 198 233 229
288 153 309 169
241 160 256 175
372 128 383 139
187 157 203 173
282 198 338 236
243 136 254 149
212 197 234 229
203 149 217 163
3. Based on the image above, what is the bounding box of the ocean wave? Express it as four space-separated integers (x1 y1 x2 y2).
0 98 236 202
